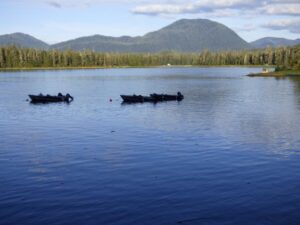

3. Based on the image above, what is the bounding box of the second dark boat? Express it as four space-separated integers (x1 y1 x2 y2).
121 92 183 103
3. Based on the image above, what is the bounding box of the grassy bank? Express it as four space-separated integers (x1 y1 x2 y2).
247 70 300 77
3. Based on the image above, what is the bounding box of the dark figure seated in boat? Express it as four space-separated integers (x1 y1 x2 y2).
29 93 74 103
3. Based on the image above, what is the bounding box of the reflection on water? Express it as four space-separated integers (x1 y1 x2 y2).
0 67 300 225
289 77 300 107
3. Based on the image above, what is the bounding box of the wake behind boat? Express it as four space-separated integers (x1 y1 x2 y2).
29 93 74 103
121 92 184 103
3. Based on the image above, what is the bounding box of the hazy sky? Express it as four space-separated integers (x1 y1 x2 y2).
0 0 299 44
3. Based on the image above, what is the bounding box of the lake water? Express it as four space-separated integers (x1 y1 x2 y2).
1 67 300 225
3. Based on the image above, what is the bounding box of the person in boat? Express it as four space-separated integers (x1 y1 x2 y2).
58 93 63 97
177 92 183 97
66 93 74 102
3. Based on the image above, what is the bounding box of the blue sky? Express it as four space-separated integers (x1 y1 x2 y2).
0 0 299 44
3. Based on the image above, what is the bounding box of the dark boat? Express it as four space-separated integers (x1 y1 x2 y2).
150 92 184 101
120 95 144 103
29 93 74 103
143 96 156 102
121 92 183 103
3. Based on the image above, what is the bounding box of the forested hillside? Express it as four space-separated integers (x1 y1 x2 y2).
0 45 299 69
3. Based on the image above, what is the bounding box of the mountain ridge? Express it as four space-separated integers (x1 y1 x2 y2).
0 32 49 49
52 19 251 52
251 37 300 48
1 19 299 52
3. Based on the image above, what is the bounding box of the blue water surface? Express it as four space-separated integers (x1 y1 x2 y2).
0 67 300 225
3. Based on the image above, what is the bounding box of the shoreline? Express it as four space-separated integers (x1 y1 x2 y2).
247 70 300 77
0 65 264 72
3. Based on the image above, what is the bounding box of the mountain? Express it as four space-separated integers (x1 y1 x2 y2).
52 19 251 52
0 32 49 49
0 19 251 52
251 37 300 48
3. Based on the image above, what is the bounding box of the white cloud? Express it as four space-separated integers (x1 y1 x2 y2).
34 0 137 8
236 24 257 32
132 3 195 15
132 0 258 15
263 19 300 33
203 9 238 18
47 1 61 8
132 0 300 18
261 4 300 16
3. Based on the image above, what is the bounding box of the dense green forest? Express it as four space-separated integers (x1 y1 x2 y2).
0 45 299 69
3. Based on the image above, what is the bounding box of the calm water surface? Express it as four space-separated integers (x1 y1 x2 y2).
1 67 300 225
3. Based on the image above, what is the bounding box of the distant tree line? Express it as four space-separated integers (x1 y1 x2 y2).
0 45 299 69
